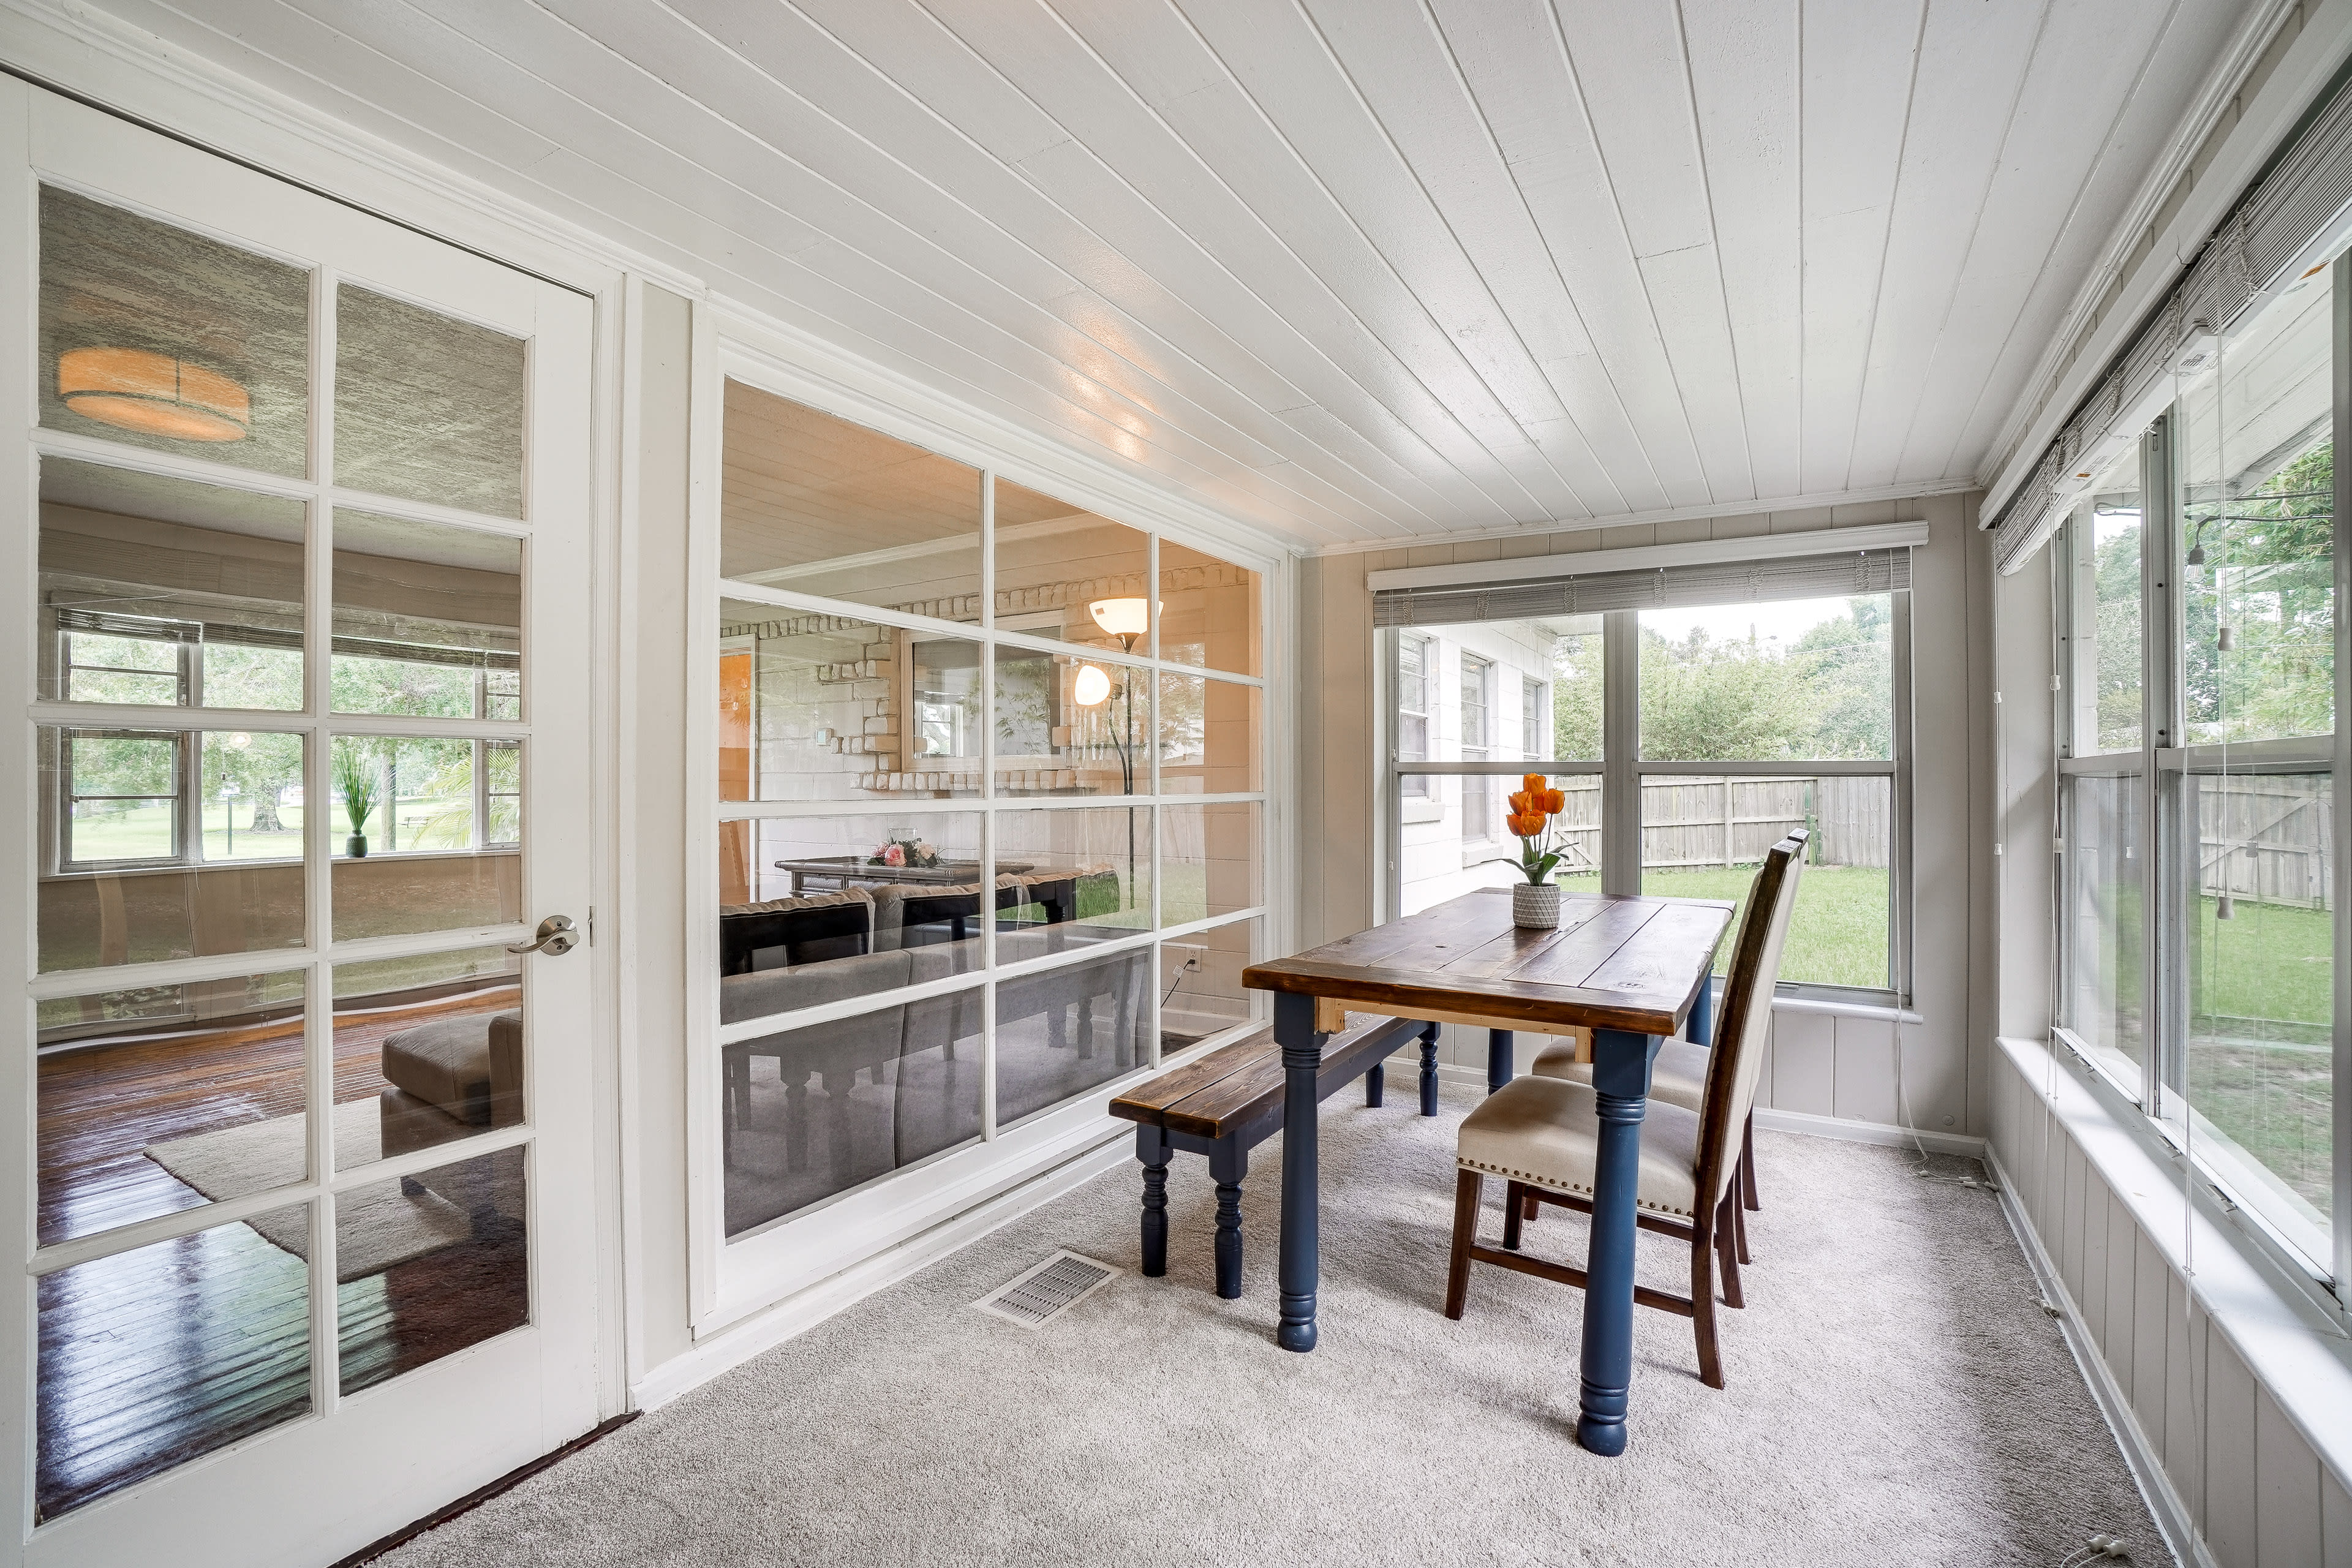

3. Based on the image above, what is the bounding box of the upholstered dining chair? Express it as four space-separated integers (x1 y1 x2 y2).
1441 831 1806 1389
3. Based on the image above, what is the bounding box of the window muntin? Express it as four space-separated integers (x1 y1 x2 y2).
709 381 1272 1240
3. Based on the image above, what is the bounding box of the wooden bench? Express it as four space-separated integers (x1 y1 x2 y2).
1110 1012 1439 1298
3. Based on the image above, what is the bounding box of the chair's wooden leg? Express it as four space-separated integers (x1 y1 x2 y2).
1741 1114 1760 1212
1502 1180 1525 1251
1716 1191 1746 1310
1732 1182 1751 1265
1691 1207 1724 1389
1522 1189 1540 1224
1444 1170 1482 1319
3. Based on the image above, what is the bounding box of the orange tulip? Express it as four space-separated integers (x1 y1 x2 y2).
1523 773 1547 794
1507 791 1532 813
1542 788 1566 813
1509 812 1544 837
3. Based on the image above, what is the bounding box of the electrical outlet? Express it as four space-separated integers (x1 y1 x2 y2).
1166 942 1207 974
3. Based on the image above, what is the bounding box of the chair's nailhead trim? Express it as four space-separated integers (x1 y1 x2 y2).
1452 1156 1694 1218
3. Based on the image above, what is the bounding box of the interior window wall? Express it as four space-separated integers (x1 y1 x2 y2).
2053 254 2342 1280
710 380 1270 1242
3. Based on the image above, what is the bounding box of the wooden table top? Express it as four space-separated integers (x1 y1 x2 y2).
1243 887 1735 1039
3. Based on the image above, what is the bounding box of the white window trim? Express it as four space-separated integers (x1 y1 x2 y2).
686 306 1294 1335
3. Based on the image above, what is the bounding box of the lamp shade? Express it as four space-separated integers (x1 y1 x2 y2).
59 347 251 442
1087 597 1150 640
1072 665 1112 706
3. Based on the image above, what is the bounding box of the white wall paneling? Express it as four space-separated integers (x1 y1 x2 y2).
1990 1035 2352 1568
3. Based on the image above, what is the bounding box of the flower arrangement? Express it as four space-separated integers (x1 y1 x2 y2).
867 835 941 870
1490 774 1569 885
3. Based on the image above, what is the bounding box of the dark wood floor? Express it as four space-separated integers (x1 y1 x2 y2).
36 988 529 1521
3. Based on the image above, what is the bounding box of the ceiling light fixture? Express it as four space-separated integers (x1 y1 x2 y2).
58 347 251 442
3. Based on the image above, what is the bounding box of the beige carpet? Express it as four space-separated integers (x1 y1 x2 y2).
380 1084 2170 1567
144 1098 473 1281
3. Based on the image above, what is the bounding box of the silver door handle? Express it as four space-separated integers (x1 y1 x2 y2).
507 914 579 956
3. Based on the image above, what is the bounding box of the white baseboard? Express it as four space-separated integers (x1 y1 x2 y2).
1984 1145 2215 1568
1752 1106 1986 1158
631 1133 1134 1412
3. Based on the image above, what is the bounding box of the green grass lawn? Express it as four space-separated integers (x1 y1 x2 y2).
1639 863 1890 990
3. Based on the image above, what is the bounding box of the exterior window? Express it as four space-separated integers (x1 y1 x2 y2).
1396 634 1430 797
2052 254 2342 1279
60 730 181 868
1386 603 1904 998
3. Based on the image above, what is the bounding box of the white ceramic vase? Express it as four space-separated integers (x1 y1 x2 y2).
1512 881 1561 930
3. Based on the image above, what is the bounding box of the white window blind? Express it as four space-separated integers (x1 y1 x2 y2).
1372 546 1911 628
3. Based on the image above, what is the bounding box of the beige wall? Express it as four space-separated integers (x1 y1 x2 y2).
1298 492 2003 1139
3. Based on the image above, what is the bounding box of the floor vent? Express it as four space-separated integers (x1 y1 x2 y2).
973 1250 1118 1327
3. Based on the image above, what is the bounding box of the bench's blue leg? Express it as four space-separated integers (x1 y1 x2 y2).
1210 1137 1248 1300
1365 1061 1385 1107
1487 1029 1513 1095
1577 1025 1664 1457
1274 992 1325 1352
1419 1022 1440 1115
1687 974 1714 1047
1137 1124 1171 1278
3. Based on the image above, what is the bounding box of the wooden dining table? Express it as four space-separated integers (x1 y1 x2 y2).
1243 884 1733 1457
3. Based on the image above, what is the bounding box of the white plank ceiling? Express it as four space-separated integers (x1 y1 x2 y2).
92 0 2255 549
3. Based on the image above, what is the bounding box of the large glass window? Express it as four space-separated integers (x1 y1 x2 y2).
710 383 1270 1239
2054 255 2341 1280
1387 599 1901 995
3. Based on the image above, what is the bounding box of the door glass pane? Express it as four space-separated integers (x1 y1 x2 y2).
994 480 1150 650
37 967 307 1246
38 1202 312 1521
1161 802 1262 925
995 807 1152 933
1158 540 1261 674
996 946 1152 1127
2180 771 2332 1245
329 734 523 941
335 284 526 518
333 946 523 1171
337 1148 528 1395
731 812 986 990
1160 919 1262 1050
720 604 983 801
1028 650 1147 797
2066 447 2145 754
720 380 981 611
333 509 522 717
1640 594 1893 760
39 726 307 972
2061 775 2144 1072
40 458 307 709
724 988 983 1236
1643 774 1891 988
40 186 310 478
1159 673 1262 793
2178 270 2334 746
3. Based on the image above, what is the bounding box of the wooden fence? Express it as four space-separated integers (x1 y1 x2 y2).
2194 774 2332 910
1519 775 1891 873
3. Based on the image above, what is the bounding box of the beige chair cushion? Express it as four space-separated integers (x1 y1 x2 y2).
1530 1036 1711 1114
719 886 874 919
1457 1076 1711 1219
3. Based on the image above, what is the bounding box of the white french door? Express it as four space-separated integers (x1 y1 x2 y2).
1 82 604 1567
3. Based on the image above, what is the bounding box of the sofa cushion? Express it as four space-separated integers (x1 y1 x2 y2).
382 1009 521 1125
720 947 912 1025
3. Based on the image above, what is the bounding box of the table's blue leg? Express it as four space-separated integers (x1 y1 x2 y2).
1486 1028 1513 1094
1418 1022 1441 1115
1578 1025 1664 1457
1274 992 1327 1352
1686 974 1714 1047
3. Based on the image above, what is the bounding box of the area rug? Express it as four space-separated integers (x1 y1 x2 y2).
143 1098 476 1281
